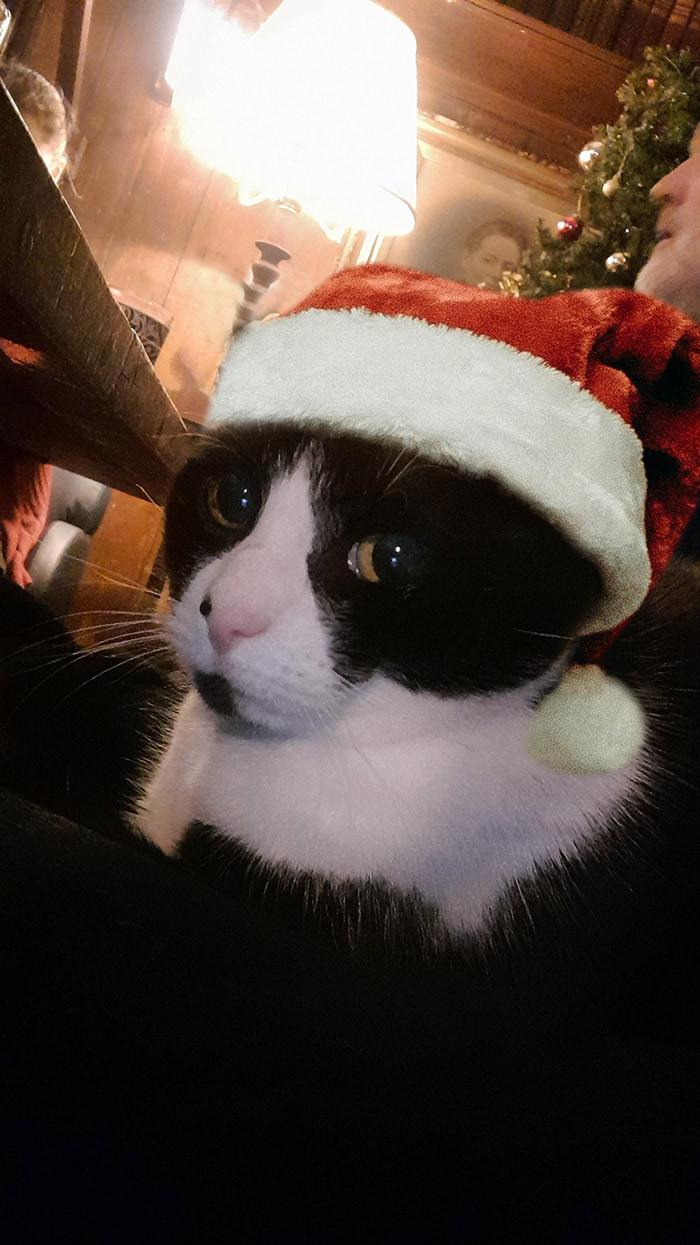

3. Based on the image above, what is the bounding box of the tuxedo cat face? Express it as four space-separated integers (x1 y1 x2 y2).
137 423 640 942
165 424 602 725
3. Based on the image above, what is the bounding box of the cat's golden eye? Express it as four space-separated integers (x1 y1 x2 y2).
347 533 429 585
206 472 260 532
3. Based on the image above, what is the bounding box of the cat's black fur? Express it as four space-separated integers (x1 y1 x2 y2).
0 575 176 842
166 424 603 698
2 427 700 1243
2 422 700 1008
147 426 700 1016
3 425 700 997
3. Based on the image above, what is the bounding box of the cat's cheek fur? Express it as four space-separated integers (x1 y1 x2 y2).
169 463 345 732
136 691 210 853
140 437 642 938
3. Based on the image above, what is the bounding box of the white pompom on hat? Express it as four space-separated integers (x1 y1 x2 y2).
208 264 700 773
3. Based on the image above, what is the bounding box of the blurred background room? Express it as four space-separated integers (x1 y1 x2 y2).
2 0 698 628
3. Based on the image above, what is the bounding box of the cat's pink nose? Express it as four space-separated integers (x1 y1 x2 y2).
199 540 293 655
199 594 267 655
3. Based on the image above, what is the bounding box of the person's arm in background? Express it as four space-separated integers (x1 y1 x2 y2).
0 452 52 587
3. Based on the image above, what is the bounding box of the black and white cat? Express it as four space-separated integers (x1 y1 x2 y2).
133 266 700 963
132 420 693 958
4 267 700 1245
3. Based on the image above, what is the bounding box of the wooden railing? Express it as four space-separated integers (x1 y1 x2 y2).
0 83 191 505
498 0 700 59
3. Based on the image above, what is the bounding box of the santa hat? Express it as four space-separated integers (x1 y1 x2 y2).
208 264 700 774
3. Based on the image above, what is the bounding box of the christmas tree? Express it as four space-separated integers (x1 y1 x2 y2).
523 46 700 297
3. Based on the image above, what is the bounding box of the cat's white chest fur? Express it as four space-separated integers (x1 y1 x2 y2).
137 461 639 933
140 678 636 932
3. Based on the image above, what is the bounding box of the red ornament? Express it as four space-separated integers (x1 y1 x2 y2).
557 215 583 242
647 78 656 88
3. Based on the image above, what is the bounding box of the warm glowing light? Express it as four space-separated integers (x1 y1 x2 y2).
166 0 417 239
165 0 252 174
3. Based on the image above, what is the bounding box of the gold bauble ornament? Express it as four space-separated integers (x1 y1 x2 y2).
605 251 630 273
578 140 603 171
602 172 621 197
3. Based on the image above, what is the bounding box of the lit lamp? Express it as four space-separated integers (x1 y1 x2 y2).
166 0 417 331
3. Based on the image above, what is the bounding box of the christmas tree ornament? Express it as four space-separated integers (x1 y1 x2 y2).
578 140 603 171
605 251 629 272
210 264 700 774
523 46 700 296
498 270 522 297
556 215 583 241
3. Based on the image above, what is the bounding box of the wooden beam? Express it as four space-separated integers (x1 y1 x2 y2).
0 82 191 506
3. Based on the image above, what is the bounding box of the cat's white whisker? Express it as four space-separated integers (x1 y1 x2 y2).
4 630 166 680
59 555 164 598
43 646 174 717
0 615 162 664
514 628 578 641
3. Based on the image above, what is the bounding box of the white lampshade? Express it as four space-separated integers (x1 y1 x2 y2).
165 0 252 171
167 0 417 239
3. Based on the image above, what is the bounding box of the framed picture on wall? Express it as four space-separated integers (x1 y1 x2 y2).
379 115 575 290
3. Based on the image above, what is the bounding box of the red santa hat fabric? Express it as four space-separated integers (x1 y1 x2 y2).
208 263 700 644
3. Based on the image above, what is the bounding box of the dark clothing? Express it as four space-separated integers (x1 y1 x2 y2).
0 578 698 1244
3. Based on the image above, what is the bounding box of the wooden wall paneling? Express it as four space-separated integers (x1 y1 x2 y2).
683 1 700 46
62 0 181 271
662 0 698 44
5 0 46 63
97 91 218 297
570 0 613 42
606 0 636 50
545 2 581 31
446 0 700 55
643 0 677 47
71 0 125 118
56 0 94 114
593 1 633 49
615 1 656 57
8 0 62 80
418 59 577 167
381 0 629 167
150 177 274 409
100 125 216 311
173 169 274 289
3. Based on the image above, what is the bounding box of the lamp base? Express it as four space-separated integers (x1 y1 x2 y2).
232 240 291 335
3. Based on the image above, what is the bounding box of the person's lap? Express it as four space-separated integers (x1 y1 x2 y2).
0 580 698 1243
